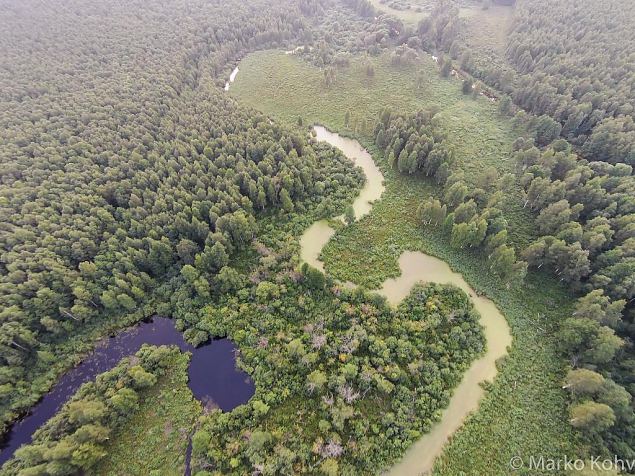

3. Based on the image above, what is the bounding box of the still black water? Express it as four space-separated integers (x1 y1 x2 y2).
0 317 255 467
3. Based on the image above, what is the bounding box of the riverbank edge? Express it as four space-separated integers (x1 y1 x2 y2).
301 125 514 475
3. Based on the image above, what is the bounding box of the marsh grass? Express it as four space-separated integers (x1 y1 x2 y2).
95 353 201 476
231 50 535 246
367 0 429 25
232 49 579 475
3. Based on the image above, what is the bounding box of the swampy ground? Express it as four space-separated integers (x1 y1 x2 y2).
231 50 536 247
95 353 200 476
231 50 578 475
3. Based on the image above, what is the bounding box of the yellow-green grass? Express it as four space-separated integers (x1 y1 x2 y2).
464 4 514 54
96 353 200 476
231 49 579 475
461 4 516 81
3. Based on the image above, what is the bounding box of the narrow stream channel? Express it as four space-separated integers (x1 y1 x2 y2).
0 317 255 471
301 126 512 476
224 66 240 91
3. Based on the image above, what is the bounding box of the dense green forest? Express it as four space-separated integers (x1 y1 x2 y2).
507 0 635 165
189 276 483 474
2 0 635 473
516 141 635 460
0 0 365 435
418 0 634 166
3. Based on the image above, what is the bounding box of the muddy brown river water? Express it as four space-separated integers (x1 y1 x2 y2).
301 126 512 476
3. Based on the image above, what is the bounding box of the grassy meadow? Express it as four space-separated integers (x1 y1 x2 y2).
462 3 516 77
231 49 578 475
367 0 481 25
463 4 514 54
231 50 535 245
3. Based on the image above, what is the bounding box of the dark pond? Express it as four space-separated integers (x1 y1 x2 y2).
0 316 255 466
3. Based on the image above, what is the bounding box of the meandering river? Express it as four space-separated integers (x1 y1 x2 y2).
300 126 512 476
0 124 511 475
0 317 254 468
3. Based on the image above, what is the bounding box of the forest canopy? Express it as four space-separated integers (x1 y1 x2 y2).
0 0 367 434
2 0 635 473
418 0 635 166
507 0 635 165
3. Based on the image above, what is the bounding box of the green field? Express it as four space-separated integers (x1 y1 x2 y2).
231 49 578 475
463 4 514 54
95 353 201 476
461 3 516 78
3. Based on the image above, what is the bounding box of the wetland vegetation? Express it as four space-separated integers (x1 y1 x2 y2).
1 0 634 474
